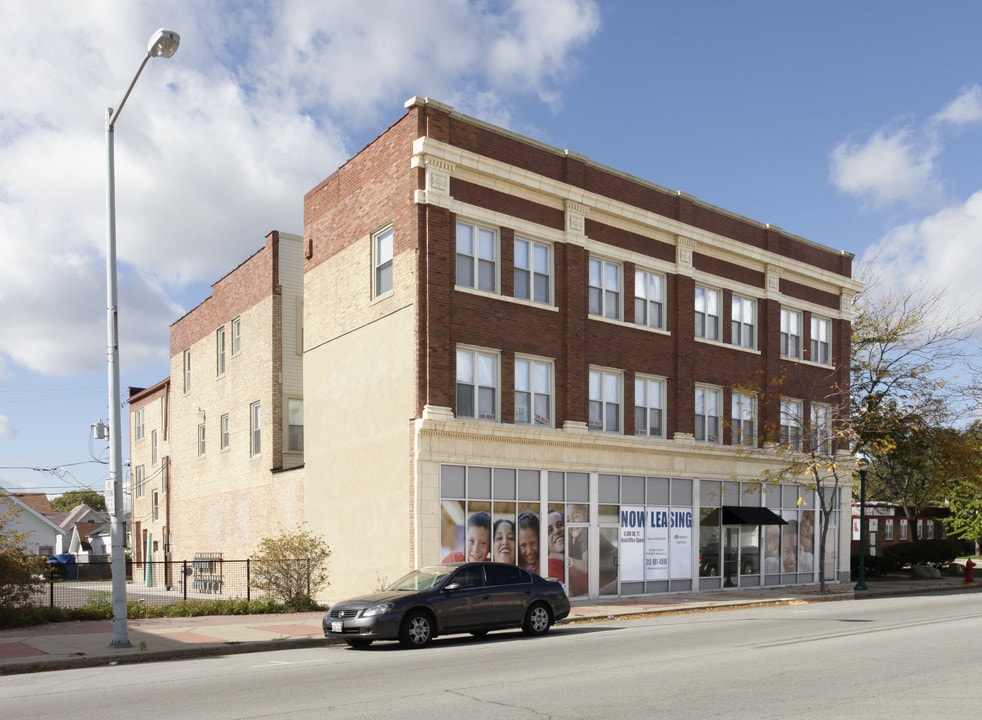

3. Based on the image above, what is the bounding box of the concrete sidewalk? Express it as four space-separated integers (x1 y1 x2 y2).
2 576 979 675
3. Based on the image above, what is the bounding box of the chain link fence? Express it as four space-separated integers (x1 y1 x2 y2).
31 558 312 609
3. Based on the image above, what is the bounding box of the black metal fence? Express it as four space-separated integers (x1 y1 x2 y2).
32 558 309 609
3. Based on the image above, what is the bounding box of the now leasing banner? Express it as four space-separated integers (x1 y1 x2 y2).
620 507 693 581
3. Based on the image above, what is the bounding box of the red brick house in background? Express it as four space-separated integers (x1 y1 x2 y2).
851 502 950 556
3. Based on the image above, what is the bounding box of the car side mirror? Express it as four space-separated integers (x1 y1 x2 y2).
444 582 462 592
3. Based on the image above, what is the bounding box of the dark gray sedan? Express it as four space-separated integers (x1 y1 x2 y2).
323 562 571 649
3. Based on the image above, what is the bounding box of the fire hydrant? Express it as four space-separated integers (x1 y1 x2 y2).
965 558 975 583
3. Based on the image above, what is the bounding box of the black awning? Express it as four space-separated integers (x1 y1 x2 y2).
721 506 787 526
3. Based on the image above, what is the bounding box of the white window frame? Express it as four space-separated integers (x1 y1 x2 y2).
780 308 803 359
694 385 722 443
197 423 206 457
514 236 552 305
231 317 241 355
456 220 498 293
589 257 622 320
250 401 262 456
151 491 159 522
288 398 304 451
884 520 894 541
731 295 756 349
151 429 158 466
220 413 230 451
810 316 832 365
589 368 622 433
634 375 665 438
216 326 226 377
780 398 803 450
134 464 145 499
810 402 832 454
134 408 145 441
514 356 553 427
634 270 665 330
183 349 192 393
731 391 757 447
927 521 934 540
695 286 722 341
456 347 499 422
373 225 394 297
900 518 909 540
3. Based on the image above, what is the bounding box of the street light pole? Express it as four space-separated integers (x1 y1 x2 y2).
855 459 869 592
106 28 180 648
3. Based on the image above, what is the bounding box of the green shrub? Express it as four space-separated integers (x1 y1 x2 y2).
250 524 331 606
882 539 961 569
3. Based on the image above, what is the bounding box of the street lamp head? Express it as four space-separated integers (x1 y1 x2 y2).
148 28 180 58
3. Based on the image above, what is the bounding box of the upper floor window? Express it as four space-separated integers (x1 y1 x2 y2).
694 385 722 443
456 348 498 421
456 221 497 293
780 398 803 450
589 368 622 432
151 429 158 466
374 226 394 297
183 349 192 393
250 402 262 456
810 403 832 454
731 391 757 447
634 270 665 329
514 237 551 304
810 316 832 364
731 295 756 349
134 408 145 441
900 519 909 540
231 317 241 355
780 308 802 359
514 357 553 426
589 258 621 320
216 326 226 376
288 399 304 451
220 413 230 451
151 491 159 522
134 465 145 498
695 286 721 341
884 520 894 541
634 376 665 438
197 423 206 457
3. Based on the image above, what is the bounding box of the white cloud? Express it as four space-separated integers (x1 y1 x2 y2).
829 127 942 208
933 84 982 126
860 191 982 333
0 415 14 438
0 0 600 378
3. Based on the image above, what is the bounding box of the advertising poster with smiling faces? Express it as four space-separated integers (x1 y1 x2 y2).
441 501 565 582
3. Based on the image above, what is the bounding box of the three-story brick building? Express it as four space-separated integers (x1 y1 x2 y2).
302 97 860 600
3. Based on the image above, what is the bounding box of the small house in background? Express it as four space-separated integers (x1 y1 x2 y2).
851 501 950 556
1 488 63 555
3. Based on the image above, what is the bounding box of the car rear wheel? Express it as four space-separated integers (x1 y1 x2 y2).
522 602 552 636
344 638 373 649
399 610 434 649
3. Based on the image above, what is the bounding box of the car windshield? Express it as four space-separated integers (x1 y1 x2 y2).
386 566 456 592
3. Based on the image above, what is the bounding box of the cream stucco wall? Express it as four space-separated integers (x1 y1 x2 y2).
303 300 416 602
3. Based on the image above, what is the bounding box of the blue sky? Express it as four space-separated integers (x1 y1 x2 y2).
2 0 981 497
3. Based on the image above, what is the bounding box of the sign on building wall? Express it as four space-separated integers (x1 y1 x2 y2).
619 507 692 581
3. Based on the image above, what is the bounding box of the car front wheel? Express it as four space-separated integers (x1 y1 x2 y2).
522 602 552 636
399 610 434 649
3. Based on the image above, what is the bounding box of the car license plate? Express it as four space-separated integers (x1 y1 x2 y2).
331 621 343 633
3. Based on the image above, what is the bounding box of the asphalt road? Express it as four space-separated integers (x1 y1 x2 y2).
3 591 981 719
